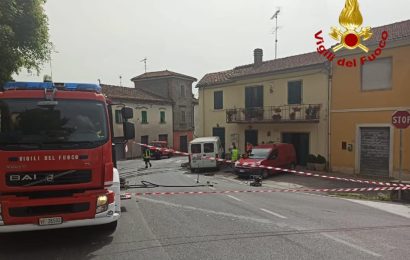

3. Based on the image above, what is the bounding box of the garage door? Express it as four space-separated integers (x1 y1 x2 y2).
360 127 390 176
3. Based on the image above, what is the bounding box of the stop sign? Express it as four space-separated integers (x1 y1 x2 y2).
392 110 410 129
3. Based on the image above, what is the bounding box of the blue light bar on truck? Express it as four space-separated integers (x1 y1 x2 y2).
2 82 101 93
63 83 101 92
3 81 54 90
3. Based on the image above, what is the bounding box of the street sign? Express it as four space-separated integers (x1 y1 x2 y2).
391 110 409 200
392 110 410 129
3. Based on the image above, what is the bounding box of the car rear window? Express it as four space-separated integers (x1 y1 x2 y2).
191 144 201 154
249 148 271 159
204 143 214 153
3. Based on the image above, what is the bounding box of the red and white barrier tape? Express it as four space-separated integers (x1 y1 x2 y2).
138 143 190 156
137 143 410 188
136 186 409 196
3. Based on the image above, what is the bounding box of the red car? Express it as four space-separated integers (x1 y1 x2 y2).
234 143 296 178
149 141 173 160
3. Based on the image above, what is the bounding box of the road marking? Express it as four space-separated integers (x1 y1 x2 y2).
322 233 381 257
260 208 287 219
226 195 242 202
138 196 272 224
344 199 410 219
209 186 216 190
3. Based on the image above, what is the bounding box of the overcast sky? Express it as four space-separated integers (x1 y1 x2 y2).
14 0 410 93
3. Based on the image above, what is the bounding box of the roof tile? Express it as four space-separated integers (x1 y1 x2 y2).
101 84 171 104
131 70 197 82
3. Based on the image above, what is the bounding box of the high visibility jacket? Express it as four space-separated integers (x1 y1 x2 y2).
143 149 151 159
231 148 239 161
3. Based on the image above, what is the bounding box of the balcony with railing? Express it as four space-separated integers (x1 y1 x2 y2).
226 104 321 124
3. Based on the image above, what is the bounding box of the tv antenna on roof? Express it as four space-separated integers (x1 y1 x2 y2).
271 8 281 59
140 57 147 73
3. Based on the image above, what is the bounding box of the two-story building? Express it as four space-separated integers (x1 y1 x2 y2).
131 70 197 152
197 49 328 166
101 84 173 159
330 20 410 180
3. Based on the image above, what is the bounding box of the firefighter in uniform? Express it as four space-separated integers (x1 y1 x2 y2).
231 144 239 162
143 147 152 168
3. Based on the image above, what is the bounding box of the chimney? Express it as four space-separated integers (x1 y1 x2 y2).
254 48 263 67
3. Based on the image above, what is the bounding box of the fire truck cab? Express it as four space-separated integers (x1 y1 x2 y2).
0 81 135 233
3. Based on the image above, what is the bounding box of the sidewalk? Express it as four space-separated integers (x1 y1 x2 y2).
216 166 410 202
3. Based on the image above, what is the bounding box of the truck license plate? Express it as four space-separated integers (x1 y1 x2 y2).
39 217 63 226
240 169 245 173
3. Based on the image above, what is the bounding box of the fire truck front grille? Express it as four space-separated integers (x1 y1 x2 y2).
8 203 90 217
6 170 92 187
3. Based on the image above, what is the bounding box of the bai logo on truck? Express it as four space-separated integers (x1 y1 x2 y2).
314 0 388 68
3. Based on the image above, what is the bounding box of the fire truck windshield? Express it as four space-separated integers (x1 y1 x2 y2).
0 99 109 150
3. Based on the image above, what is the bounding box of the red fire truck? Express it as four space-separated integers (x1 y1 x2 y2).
0 81 135 233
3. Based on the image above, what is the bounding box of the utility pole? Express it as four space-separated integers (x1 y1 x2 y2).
271 9 280 59
140 57 147 73
119 75 122 86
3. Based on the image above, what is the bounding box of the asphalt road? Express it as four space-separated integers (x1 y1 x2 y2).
1 156 410 260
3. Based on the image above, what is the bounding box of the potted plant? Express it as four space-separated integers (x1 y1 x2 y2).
289 112 296 120
315 154 326 171
307 154 316 170
274 107 282 113
305 105 320 120
292 106 301 112
272 114 282 120
227 109 237 122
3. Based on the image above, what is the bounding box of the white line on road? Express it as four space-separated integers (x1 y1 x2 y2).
138 196 272 224
226 195 243 202
209 186 216 190
322 233 382 257
260 208 287 219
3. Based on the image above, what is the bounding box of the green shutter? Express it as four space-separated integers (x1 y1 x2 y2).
160 111 165 123
115 110 123 123
214 91 223 109
288 81 302 104
141 111 147 124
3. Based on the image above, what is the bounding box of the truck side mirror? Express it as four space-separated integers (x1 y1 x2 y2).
124 122 135 140
121 107 133 120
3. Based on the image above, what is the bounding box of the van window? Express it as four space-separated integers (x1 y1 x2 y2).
204 143 214 153
269 149 278 160
191 144 201 154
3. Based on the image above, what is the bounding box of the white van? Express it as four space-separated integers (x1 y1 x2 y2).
189 137 224 172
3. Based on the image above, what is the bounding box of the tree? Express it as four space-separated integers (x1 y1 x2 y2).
0 0 51 85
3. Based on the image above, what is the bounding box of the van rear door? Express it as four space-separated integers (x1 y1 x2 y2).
202 142 217 168
190 143 202 169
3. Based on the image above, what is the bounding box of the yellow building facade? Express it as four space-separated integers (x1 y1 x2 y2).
330 21 410 180
197 51 329 166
